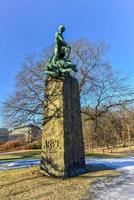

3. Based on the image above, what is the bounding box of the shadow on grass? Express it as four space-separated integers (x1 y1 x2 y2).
1 167 112 200
0 174 41 188
0 162 118 200
61 165 114 182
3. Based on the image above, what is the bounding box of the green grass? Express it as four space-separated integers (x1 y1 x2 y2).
0 149 129 162
85 152 128 158
0 150 41 162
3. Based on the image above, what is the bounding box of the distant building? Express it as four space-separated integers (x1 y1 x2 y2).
9 124 41 143
0 128 9 143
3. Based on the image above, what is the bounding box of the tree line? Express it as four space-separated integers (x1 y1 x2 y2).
2 39 134 150
82 105 134 151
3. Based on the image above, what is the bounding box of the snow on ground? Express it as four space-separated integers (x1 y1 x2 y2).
0 159 40 170
0 156 134 199
86 157 134 200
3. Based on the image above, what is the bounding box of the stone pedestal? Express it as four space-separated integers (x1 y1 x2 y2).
40 75 85 177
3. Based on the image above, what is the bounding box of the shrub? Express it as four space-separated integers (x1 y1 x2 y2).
31 142 42 149
0 140 21 152
0 140 42 152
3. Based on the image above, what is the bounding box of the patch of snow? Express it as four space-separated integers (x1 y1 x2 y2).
0 159 40 171
86 157 134 171
86 157 134 200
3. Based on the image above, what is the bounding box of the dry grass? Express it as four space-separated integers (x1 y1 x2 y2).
86 145 134 157
0 150 122 199
0 166 118 200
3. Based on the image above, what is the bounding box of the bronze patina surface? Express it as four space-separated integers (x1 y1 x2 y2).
45 25 77 77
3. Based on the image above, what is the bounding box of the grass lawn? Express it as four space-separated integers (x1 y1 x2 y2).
0 166 118 200
0 147 132 162
85 152 129 158
0 147 132 199
0 150 41 162
86 146 134 157
0 149 125 200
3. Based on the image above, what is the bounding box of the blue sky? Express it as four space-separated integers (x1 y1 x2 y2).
0 0 134 126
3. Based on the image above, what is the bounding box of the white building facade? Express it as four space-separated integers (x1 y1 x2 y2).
9 125 41 143
0 128 9 143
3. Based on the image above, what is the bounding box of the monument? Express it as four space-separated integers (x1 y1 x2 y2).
40 25 85 177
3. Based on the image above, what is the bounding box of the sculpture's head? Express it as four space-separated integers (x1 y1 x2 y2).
58 25 65 33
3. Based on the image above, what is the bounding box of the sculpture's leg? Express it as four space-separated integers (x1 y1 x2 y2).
53 45 59 64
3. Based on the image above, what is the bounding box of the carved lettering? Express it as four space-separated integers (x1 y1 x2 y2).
43 139 60 150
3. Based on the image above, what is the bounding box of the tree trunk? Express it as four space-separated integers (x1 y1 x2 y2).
127 124 131 149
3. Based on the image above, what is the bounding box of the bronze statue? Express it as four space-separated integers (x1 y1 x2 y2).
45 25 77 77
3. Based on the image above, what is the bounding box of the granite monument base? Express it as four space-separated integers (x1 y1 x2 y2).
40 75 85 177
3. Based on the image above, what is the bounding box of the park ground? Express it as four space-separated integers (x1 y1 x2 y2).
0 148 133 200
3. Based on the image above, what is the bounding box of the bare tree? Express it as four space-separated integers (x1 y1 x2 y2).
3 57 45 127
2 39 134 131
72 40 134 150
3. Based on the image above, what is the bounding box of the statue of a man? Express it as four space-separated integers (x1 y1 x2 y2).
53 25 71 64
45 25 77 77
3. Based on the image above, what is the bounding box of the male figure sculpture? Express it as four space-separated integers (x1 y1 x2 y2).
45 25 77 77
53 25 71 64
